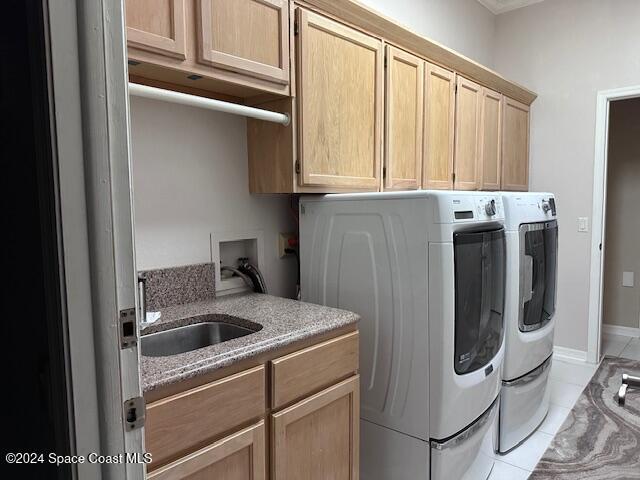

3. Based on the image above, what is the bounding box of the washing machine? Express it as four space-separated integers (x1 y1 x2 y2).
300 190 506 480
498 192 558 453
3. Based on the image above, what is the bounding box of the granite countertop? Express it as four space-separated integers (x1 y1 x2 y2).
140 293 359 394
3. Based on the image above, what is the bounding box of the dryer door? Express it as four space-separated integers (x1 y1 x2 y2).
453 228 506 375
519 220 558 332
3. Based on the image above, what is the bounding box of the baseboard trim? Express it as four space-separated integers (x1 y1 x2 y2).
553 346 588 364
602 324 640 338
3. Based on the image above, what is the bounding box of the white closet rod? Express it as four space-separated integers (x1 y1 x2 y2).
128 83 290 126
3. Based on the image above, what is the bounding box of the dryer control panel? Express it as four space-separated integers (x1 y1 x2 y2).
502 192 557 230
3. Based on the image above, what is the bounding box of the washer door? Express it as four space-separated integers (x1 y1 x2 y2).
519 220 558 332
453 228 506 375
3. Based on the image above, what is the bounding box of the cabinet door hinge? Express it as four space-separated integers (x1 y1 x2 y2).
384 56 387 69
124 396 145 431
295 160 301 175
382 166 387 179
452 172 456 183
294 19 299 36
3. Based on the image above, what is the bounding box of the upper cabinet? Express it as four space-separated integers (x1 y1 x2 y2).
296 9 383 190
125 0 534 193
454 76 482 190
126 0 187 59
247 8 383 193
501 97 530 191
384 46 424 190
479 88 503 191
422 63 455 190
125 0 290 96
196 0 289 84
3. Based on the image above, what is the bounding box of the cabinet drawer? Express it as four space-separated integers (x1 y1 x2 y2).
271 332 359 409
146 365 266 469
148 420 266 480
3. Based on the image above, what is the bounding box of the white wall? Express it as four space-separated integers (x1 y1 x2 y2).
603 98 640 330
360 0 496 67
130 96 298 298
493 0 640 351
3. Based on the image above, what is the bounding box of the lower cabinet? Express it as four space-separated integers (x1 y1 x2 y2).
144 330 359 479
145 365 266 468
147 421 266 480
271 376 360 480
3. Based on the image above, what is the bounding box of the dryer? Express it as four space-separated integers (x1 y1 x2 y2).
300 190 506 480
498 192 558 453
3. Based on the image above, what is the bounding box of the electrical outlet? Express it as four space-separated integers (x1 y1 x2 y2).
278 233 297 258
622 271 635 288
578 217 589 232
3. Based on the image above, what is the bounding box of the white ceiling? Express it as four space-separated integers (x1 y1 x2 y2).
477 0 546 14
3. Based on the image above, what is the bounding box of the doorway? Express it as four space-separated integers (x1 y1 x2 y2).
601 97 640 357
587 87 640 364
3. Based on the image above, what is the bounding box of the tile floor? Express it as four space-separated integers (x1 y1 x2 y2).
602 333 640 360
488 333 639 479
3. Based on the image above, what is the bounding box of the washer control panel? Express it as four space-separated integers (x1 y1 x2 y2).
440 194 504 223
485 199 497 216
473 196 502 220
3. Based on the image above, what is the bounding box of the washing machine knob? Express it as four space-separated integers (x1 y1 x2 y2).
542 200 551 213
485 199 496 216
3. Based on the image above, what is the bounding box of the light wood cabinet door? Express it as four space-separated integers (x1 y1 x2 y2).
454 76 482 190
423 63 455 189
384 46 424 190
502 96 530 191
146 365 265 469
148 421 266 480
196 0 290 84
479 88 502 190
272 375 360 480
126 0 187 59
296 8 383 190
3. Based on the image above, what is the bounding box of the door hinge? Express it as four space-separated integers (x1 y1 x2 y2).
452 172 456 183
294 19 299 36
384 56 387 69
383 166 387 179
455 83 458 94
295 160 301 175
124 396 145 431
119 308 138 349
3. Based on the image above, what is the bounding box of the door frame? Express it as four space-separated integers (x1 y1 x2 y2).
586 85 640 364
48 0 145 478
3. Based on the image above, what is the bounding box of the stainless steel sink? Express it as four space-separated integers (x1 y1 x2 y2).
141 320 259 357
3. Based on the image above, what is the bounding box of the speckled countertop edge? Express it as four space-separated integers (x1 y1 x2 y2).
140 293 359 394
